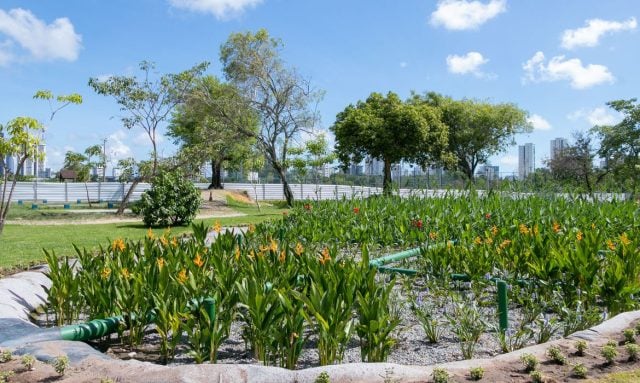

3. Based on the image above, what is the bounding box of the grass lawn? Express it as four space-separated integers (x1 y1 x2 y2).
0 199 287 270
589 369 640 382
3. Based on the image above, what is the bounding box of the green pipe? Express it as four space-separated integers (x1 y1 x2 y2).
203 298 216 325
60 316 125 341
497 279 509 333
369 248 421 268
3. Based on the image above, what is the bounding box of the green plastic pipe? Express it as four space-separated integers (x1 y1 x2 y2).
203 298 216 326
377 266 418 275
60 316 125 341
497 279 509 333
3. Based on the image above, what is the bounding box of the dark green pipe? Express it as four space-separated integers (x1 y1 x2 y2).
60 316 125 341
497 280 509 333
377 266 418 275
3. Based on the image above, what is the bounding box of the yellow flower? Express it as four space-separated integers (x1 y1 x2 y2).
279 250 286 263
429 231 438 241
120 268 131 279
319 247 331 265
213 221 222 233
160 236 168 246
259 245 270 253
156 257 165 270
552 221 561 233
620 232 631 246
491 226 498 236
473 236 483 245
177 268 188 284
100 267 111 279
485 236 494 245
248 249 255 259
519 224 530 235
576 231 583 241
607 239 616 251
533 225 539 236
591 223 596 230
193 253 204 268
234 247 241 261
171 237 178 248
248 224 255 233
499 239 512 249
111 238 125 252
147 228 155 240
294 242 304 256
269 239 278 252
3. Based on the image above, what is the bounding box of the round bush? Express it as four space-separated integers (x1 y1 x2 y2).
136 171 201 226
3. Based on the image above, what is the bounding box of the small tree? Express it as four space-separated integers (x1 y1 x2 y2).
135 170 201 227
288 133 335 198
0 117 43 234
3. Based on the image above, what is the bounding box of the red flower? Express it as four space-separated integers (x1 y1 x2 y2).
304 203 312 211
353 207 360 214
411 219 423 229
485 213 491 219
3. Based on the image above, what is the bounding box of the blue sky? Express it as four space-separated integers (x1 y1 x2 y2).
0 0 638 176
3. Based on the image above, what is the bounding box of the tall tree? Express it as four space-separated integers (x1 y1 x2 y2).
168 76 257 189
592 98 640 194
88 60 208 176
417 93 531 181
331 92 450 195
220 29 322 206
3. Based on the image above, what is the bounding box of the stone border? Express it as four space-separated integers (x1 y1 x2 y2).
1 268 639 382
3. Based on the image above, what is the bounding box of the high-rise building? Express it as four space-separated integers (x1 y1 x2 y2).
365 157 384 176
477 165 500 181
550 137 568 161
518 143 535 179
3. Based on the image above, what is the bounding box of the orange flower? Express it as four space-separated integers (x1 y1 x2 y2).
177 269 188 284
552 221 561 233
576 231 583 241
279 250 286 263
620 233 631 246
607 239 616 251
248 249 255 259
171 237 178 248
111 238 125 252
213 221 222 233
147 228 155 240
120 268 131 279
491 226 498 236
248 224 255 233
499 239 512 249
533 225 539 236
160 236 168 246
294 242 304 256
353 207 360 214
100 267 111 279
319 247 331 265
473 236 483 245
429 231 438 241
485 236 494 245
156 257 165 270
518 224 530 235
193 253 204 268
234 247 241 260
269 239 278 252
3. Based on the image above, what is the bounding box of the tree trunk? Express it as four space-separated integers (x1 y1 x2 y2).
274 165 294 206
0 158 27 235
209 159 223 189
117 179 140 216
84 182 93 208
383 160 392 196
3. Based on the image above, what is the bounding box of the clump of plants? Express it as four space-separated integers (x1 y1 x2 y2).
432 367 450 383
572 363 588 379
601 344 618 365
469 366 484 380
623 328 636 344
0 371 15 383
625 343 640 361
575 340 588 356
135 170 201 226
20 354 35 370
52 355 69 376
546 345 567 365
447 301 486 359
0 351 11 363
314 371 330 383
520 353 539 372
529 370 544 383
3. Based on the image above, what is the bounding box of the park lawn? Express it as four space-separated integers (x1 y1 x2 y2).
0 201 287 270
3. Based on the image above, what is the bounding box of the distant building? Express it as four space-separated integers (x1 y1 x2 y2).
365 157 384 176
349 162 363 176
550 137 568 161
477 165 500 181
518 143 535 179
112 168 122 179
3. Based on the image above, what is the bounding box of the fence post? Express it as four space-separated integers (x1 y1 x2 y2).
300 183 303 199
262 183 266 200
64 182 68 202
98 181 101 202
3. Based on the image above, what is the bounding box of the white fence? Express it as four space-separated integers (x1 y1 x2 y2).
0 181 630 203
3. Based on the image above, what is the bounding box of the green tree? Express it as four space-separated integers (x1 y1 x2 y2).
287 133 335 197
592 98 640 194
88 60 208 176
417 93 531 181
331 92 450 195
0 117 43 233
220 29 322 206
168 76 257 189
63 151 90 181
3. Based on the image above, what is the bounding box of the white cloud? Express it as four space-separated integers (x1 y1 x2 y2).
0 8 81 63
446 51 494 78
168 0 263 19
568 107 622 126
134 131 164 147
499 155 518 166
527 114 552 131
522 51 614 89
561 17 637 49
430 0 506 30
108 130 133 160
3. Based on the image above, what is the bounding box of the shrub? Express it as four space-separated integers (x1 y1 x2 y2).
0 351 11 363
135 170 201 226
469 366 484 380
546 345 567 365
0 371 15 383
52 355 69 375
575 340 588 356
623 328 636 344
626 343 640 361
601 344 618 364
432 367 449 383
314 371 330 383
572 363 588 378
529 370 544 383
21 354 35 370
520 353 539 372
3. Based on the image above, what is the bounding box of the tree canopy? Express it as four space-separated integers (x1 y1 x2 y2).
220 29 322 206
416 92 531 181
331 91 450 194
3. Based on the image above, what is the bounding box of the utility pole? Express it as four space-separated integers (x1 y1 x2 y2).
102 137 107 182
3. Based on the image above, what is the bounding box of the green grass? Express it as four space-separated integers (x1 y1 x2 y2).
0 199 287 270
588 369 640 382
6 201 131 221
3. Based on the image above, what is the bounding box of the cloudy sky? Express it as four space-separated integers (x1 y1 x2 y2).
0 0 638 175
